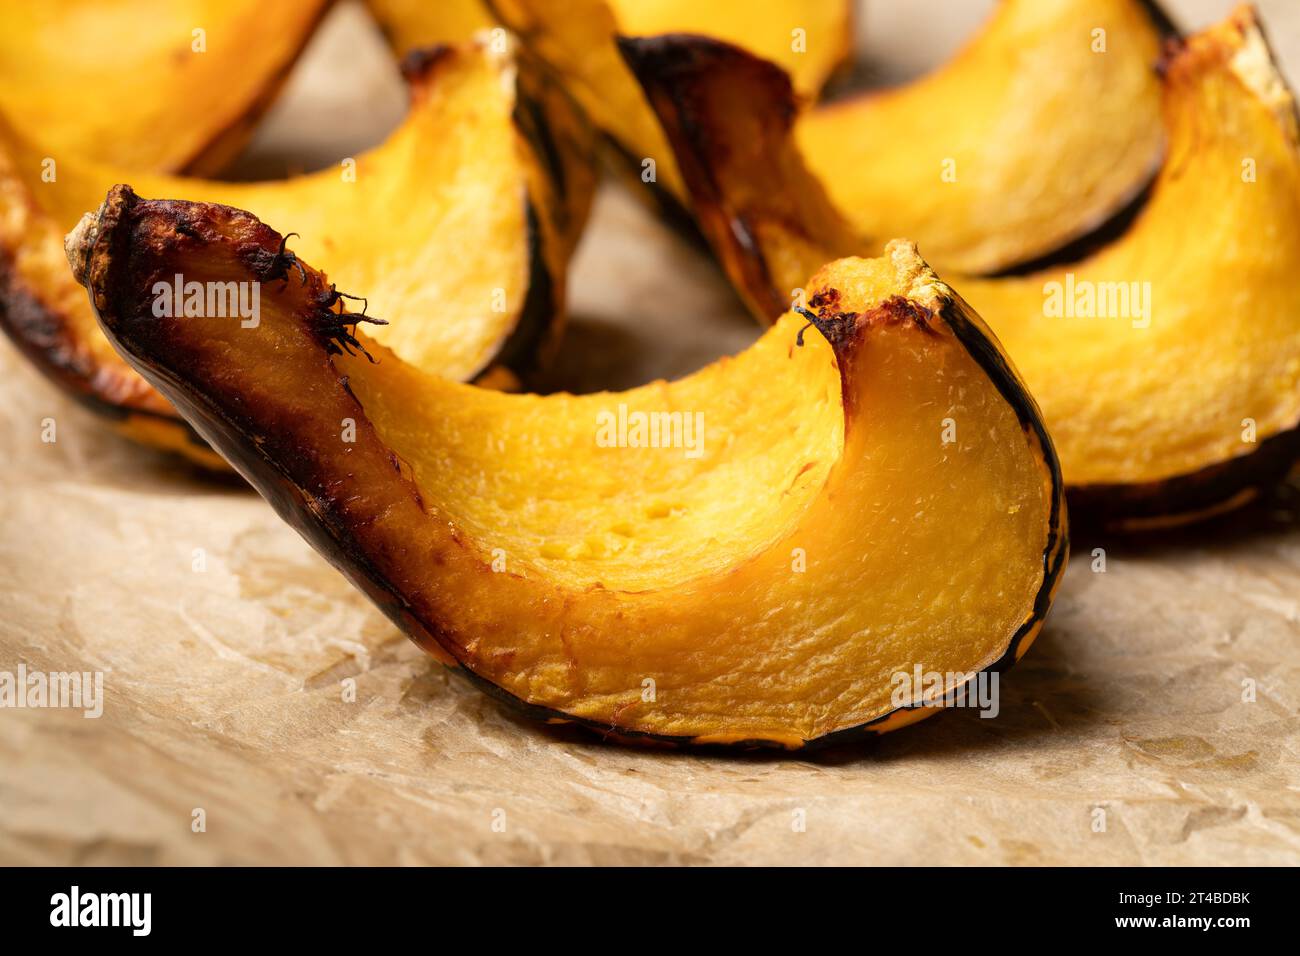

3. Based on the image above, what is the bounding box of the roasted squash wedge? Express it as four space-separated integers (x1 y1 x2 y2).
623 6 1300 528
621 0 1172 276
69 187 1066 747
0 0 331 174
487 0 852 214
789 0 1173 274
0 41 592 466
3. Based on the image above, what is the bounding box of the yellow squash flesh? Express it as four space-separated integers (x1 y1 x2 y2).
958 13 1300 493
0 0 330 174
367 0 494 51
796 0 1168 274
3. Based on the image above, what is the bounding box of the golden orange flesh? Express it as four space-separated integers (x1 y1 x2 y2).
797 0 1166 273
0 0 329 172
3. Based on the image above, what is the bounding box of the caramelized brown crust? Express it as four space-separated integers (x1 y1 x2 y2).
619 34 857 320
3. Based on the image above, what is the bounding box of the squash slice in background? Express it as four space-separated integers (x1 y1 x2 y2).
367 0 494 51
0 0 331 175
487 0 853 216
71 189 1066 747
793 0 1173 275
621 0 1172 277
623 6 1300 529
0 42 593 467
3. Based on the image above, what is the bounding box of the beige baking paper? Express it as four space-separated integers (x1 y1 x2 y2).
1 0 1298 865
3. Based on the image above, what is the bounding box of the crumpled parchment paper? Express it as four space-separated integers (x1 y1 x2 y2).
0 0 1297 866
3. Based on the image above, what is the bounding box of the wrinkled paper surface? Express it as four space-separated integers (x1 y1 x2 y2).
1 0 1298 865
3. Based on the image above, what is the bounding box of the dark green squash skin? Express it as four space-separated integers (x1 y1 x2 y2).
1137 0 1182 42
490 204 557 377
481 0 715 240
597 135 707 243
1068 431 1300 532
82 187 1067 751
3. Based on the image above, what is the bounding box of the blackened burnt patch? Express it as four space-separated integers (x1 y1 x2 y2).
308 283 387 363
244 231 307 286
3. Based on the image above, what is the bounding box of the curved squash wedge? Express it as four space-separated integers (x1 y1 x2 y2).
789 0 1173 274
621 0 1173 276
0 41 593 466
0 0 331 174
487 0 852 214
622 6 1300 528
69 187 1066 747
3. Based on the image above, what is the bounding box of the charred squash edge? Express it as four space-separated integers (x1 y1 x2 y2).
616 33 840 320
83 186 1067 750
0 45 582 467
483 0 775 236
